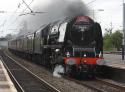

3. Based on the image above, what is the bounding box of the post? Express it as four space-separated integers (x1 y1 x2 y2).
92 9 104 20
122 1 125 60
122 39 124 60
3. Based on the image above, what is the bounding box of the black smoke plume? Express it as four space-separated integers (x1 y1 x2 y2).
18 0 89 35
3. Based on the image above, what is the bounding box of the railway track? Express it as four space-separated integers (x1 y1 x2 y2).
64 76 125 92
96 78 125 91
2 49 125 92
0 50 60 92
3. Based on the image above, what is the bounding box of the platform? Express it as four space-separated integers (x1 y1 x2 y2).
104 54 125 69
0 60 17 92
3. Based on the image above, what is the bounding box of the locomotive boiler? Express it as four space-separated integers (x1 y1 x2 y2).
8 16 104 77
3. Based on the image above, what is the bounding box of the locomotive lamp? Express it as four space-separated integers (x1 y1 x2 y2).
66 52 70 57
55 49 60 52
84 54 87 57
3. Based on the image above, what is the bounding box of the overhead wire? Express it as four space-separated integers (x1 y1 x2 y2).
86 0 97 5
21 0 33 12
7 2 24 23
7 0 34 29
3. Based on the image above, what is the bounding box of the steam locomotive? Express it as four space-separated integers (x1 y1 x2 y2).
8 16 104 77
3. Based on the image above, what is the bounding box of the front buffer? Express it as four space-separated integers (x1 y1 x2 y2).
64 57 105 78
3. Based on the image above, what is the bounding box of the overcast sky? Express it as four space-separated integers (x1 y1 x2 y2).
0 0 123 37
84 0 123 34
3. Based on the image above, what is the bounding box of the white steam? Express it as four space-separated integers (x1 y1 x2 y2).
53 65 64 78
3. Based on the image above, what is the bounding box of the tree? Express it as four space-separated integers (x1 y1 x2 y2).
103 32 113 50
103 30 123 51
111 31 123 51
